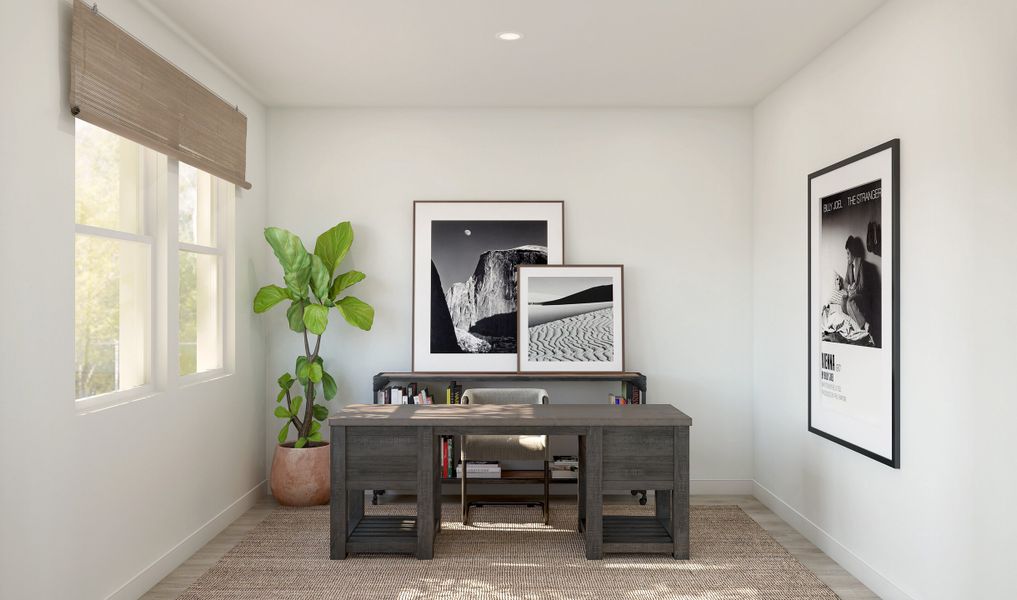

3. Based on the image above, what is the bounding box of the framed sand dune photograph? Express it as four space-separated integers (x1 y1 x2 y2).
517 265 624 372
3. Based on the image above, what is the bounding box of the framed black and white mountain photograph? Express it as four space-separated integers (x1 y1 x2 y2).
809 139 900 468
517 265 624 372
413 201 564 372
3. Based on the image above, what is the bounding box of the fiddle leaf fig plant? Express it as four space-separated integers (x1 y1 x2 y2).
254 222 374 448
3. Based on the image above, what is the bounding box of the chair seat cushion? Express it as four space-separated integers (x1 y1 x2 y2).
463 435 548 461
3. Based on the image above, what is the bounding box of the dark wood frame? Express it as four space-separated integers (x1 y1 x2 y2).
807 139 900 468
516 264 625 372
411 200 566 372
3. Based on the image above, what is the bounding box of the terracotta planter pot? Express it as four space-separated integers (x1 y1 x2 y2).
270 442 330 506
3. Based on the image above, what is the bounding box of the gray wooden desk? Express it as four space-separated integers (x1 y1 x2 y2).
328 404 692 560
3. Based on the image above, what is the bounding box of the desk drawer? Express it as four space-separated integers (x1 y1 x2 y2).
345 427 417 484
602 426 674 484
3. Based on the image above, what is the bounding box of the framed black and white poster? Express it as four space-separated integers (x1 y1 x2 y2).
517 265 624 372
808 140 900 468
413 201 564 372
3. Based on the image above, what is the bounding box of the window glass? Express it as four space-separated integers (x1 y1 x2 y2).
74 120 143 234
75 235 150 398
179 250 221 376
178 162 217 246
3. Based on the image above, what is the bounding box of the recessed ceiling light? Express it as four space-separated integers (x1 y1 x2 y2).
497 32 523 41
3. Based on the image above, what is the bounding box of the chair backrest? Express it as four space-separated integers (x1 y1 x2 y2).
461 388 549 405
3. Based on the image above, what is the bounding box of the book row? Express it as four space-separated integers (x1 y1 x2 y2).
377 381 644 405
376 381 465 405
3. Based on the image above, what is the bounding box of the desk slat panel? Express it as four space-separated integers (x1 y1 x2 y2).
347 427 417 484
603 427 674 482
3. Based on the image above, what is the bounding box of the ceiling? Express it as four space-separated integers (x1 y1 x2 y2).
142 0 885 108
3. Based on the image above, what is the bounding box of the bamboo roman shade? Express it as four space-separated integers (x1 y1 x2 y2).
70 0 251 189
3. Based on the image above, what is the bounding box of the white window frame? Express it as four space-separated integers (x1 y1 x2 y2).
172 161 233 386
74 143 161 413
75 124 235 414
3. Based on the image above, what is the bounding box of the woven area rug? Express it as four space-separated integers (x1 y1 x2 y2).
181 501 837 599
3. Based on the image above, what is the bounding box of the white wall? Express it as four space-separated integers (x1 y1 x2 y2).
0 2 267 598
752 1 1017 598
266 109 755 490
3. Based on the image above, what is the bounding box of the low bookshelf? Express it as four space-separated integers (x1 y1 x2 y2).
369 371 648 505
374 371 647 396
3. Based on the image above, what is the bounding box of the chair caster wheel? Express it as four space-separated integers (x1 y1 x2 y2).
631 490 638 496
638 496 647 506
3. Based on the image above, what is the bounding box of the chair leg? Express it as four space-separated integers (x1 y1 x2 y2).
543 460 550 525
461 452 468 525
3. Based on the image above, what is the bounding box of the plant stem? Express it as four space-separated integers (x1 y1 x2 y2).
298 328 323 440
300 380 315 438
311 334 322 362
284 386 304 431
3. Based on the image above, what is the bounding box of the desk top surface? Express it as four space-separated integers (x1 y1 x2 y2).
329 403 692 427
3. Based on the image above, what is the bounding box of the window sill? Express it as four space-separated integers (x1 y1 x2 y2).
179 368 232 389
76 384 158 415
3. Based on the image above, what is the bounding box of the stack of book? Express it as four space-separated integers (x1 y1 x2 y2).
440 436 457 478
551 455 579 479
444 381 463 404
375 381 466 405
609 381 643 404
376 382 434 404
455 461 501 479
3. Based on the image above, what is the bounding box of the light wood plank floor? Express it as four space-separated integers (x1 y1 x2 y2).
143 494 878 600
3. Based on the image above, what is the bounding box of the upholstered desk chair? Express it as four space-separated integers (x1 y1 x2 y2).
460 388 551 525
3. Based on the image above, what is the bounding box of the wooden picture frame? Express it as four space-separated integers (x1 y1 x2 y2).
808 140 900 468
517 264 624 372
412 201 564 372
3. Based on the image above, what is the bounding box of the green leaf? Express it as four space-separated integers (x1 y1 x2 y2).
278 422 290 444
313 404 329 421
276 389 286 403
336 296 375 331
294 437 308 449
330 270 366 298
321 371 337 400
303 304 329 336
310 255 330 301
264 227 308 272
253 285 289 313
314 222 354 276
310 421 321 435
274 406 290 419
296 356 310 384
283 262 311 299
308 362 323 383
308 432 323 442
264 227 312 298
278 372 294 389
286 300 307 333
291 396 303 416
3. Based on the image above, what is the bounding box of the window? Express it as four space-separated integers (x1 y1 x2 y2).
177 163 226 377
75 120 233 407
75 121 153 400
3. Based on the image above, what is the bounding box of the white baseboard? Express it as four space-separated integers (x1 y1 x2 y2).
690 478 753 495
106 480 268 600
752 481 914 600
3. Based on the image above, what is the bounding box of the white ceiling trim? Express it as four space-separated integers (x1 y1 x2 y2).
135 0 268 105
